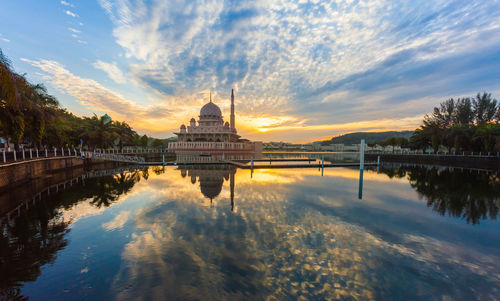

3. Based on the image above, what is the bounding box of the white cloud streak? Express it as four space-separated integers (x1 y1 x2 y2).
68 27 81 33
93 60 127 84
20 58 173 132
61 1 74 7
65 10 78 18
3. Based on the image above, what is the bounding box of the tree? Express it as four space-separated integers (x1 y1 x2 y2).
0 53 33 150
454 98 473 125
411 93 500 152
114 121 135 151
151 138 164 148
473 92 497 124
81 114 118 148
140 134 148 148
0 49 163 150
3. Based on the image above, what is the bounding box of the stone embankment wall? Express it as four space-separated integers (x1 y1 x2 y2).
365 153 500 170
0 157 85 191
0 160 132 217
0 165 85 216
0 157 127 191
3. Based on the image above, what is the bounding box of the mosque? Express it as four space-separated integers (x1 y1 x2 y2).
179 165 237 211
168 89 262 154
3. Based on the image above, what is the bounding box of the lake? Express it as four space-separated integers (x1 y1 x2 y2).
1 163 499 300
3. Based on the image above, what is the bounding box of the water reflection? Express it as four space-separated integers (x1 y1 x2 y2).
113 166 500 300
374 164 500 224
1 164 499 300
178 165 236 210
0 168 147 300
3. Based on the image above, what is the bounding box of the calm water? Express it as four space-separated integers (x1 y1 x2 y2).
1 164 499 300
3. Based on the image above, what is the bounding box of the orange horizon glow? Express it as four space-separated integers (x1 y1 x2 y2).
125 111 422 143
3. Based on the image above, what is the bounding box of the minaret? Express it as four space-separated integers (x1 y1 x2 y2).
230 89 235 130
230 169 235 211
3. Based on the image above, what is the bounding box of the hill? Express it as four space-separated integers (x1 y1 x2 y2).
321 131 414 145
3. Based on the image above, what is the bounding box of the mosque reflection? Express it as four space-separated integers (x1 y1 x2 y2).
178 165 237 211
1 163 500 299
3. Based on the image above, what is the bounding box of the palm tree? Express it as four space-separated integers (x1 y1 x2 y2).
113 121 136 151
81 114 118 148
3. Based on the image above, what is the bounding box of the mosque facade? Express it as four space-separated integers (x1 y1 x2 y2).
168 90 262 154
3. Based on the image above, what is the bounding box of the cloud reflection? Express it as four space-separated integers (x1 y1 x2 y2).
111 166 500 300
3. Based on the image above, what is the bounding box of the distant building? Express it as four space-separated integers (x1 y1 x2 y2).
263 142 300 150
168 90 262 154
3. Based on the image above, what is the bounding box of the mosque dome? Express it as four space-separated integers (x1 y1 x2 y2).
180 124 186 129
200 180 223 199
200 102 222 117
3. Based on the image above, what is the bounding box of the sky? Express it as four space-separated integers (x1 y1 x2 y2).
1 0 500 143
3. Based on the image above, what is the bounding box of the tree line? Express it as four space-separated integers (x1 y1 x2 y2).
0 49 166 151
410 93 500 152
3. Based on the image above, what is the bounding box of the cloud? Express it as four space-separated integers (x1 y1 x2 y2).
92 0 500 142
20 58 174 132
109 168 500 300
103 210 131 230
65 10 78 18
61 1 74 7
93 60 127 84
0 33 9 43
68 27 81 33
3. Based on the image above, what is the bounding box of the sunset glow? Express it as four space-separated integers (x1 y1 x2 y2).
1 1 499 142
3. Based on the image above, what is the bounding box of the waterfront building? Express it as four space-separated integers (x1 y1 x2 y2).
168 90 262 154
179 165 236 210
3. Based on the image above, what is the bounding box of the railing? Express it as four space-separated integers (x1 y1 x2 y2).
91 152 145 164
0 147 83 165
0 147 175 165
366 150 500 157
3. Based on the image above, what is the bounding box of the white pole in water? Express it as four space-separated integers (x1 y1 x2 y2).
14 150 16 161
29 149 32 159
62 147 64 156
54 147 57 156
45 148 48 157
377 155 380 166
360 139 365 170
251 156 254 170
162 154 165 166
36 148 39 158
2 150 5 163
